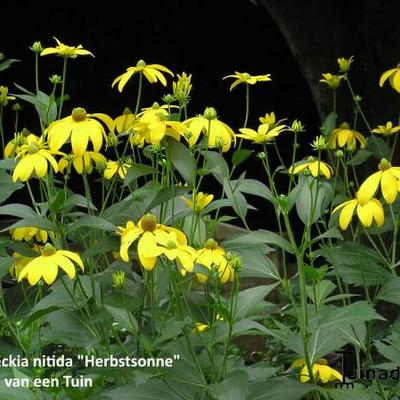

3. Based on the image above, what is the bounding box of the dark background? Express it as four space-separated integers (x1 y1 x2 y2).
1 0 399 230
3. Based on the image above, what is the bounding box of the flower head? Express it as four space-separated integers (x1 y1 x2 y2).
13 135 59 182
288 157 333 179
154 230 197 273
104 160 131 180
292 358 342 384
223 71 271 91
11 227 48 243
131 104 186 145
372 121 400 137
46 107 114 156
337 56 354 73
320 73 343 89
112 60 173 92
184 108 236 152
196 239 235 284
259 112 286 128
379 65 400 93
17 243 84 285
58 151 106 175
0 86 15 106
237 123 287 144
117 214 187 270
357 159 400 204
332 192 384 230
41 37 94 59
329 122 366 150
311 135 328 151
181 192 214 213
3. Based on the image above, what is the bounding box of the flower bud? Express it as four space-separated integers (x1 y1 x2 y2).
203 107 217 120
337 56 354 74
290 120 305 133
162 94 175 105
30 41 43 53
49 74 62 84
112 270 126 289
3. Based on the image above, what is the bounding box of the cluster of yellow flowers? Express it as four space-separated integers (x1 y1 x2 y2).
9 227 83 285
118 213 238 284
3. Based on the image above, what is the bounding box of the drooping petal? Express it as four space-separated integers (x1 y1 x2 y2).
339 199 357 230
356 203 374 227
379 69 397 87
381 170 398 203
358 172 382 205
70 124 89 156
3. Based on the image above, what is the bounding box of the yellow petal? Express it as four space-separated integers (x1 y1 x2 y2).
381 170 398 203
379 69 397 87
358 172 382 205
339 199 357 230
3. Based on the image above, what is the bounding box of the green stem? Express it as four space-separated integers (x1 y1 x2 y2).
35 53 40 94
58 58 68 119
243 84 250 128
134 73 143 115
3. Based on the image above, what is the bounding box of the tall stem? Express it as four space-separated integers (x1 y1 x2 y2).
58 58 68 119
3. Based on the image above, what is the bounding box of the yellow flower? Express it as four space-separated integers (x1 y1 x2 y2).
41 37 94 59
0 86 16 106
58 152 106 175
292 358 342 384
237 123 287 144
196 239 234 284
357 159 400 204
154 230 197 273
288 157 333 179
372 121 400 136
11 227 48 243
132 104 186 145
114 109 136 134
18 243 84 285
181 192 214 213
12 135 59 182
104 160 131 180
337 56 354 73
112 60 173 92
184 108 236 152
332 192 384 230
4 131 37 158
9 252 36 279
320 73 343 89
379 65 400 93
329 122 366 150
46 107 114 156
259 112 286 127
223 71 271 91
195 323 208 333
117 214 187 270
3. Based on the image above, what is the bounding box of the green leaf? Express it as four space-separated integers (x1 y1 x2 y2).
346 149 373 166
321 111 337 136
0 58 20 72
165 138 197 186
306 280 336 307
231 178 273 202
224 229 293 254
208 371 248 400
0 204 37 219
232 149 253 167
317 301 384 330
205 151 229 183
366 135 391 160
65 193 97 210
223 178 248 219
67 215 116 233
295 175 332 225
104 305 138 334
145 185 190 213
247 377 316 400
376 277 400 305
236 284 279 319
124 163 156 186
83 237 120 258
320 384 374 400
318 242 391 287
49 190 66 214
0 170 24 204
101 380 185 400
0 256 15 279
